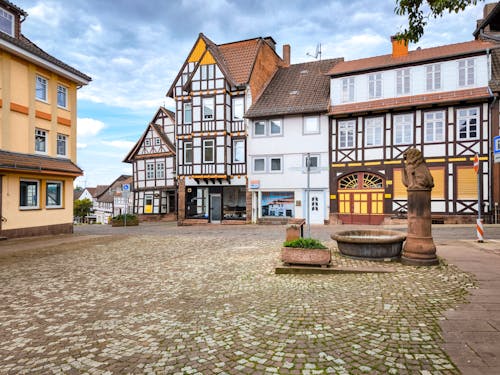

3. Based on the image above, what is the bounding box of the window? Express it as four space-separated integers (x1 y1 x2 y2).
254 121 266 136
144 139 151 147
20 180 39 209
202 97 214 120
270 157 282 172
253 157 265 173
184 141 193 164
156 162 165 179
36 76 48 102
57 85 68 108
304 154 319 170
365 117 383 146
338 120 355 149
203 139 215 163
146 162 155 179
394 114 413 145
57 134 67 156
342 77 354 102
304 116 320 134
155 138 161 146
183 102 192 124
270 119 282 136
426 64 441 91
368 73 382 99
0 8 14 36
424 111 445 143
459 59 475 87
46 181 62 208
232 97 244 120
261 191 294 218
396 69 411 95
233 139 245 163
35 129 47 153
457 107 479 140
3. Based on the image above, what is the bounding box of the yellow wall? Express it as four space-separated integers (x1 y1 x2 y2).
1 173 74 230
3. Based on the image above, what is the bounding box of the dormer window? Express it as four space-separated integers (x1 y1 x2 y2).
0 8 14 37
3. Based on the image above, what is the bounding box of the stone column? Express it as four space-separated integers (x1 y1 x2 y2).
401 189 438 265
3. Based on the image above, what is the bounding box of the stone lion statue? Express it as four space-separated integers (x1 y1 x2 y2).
402 148 434 190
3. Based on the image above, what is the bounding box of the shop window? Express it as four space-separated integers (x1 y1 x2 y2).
261 191 294 218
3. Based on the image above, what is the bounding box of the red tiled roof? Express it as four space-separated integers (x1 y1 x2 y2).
0 150 83 176
218 38 261 86
329 87 491 116
328 40 498 76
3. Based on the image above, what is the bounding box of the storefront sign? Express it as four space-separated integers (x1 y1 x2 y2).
250 180 260 189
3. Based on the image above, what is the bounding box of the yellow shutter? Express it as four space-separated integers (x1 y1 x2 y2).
393 169 407 199
457 166 478 199
429 168 445 199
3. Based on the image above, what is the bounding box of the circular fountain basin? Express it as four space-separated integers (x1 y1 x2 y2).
331 230 407 261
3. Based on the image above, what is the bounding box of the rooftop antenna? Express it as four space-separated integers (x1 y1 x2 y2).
307 43 322 60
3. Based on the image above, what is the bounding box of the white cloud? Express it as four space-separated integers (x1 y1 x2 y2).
101 140 136 149
26 2 64 27
77 118 105 137
77 143 88 149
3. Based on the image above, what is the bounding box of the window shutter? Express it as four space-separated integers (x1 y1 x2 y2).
457 166 478 199
393 169 407 199
429 168 445 199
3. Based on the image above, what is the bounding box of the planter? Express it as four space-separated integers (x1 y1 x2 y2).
281 246 331 266
111 218 139 227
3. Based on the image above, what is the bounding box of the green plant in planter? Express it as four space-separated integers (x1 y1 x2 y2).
283 238 327 249
113 214 137 221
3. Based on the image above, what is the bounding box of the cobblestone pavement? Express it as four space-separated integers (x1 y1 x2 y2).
0 229 479 374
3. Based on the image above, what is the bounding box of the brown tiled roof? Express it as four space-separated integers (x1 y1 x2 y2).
86 187 97 197
490 48 500 92
246 58 342 118
218 38 262 86
94 185 109 198
329 87 491 116
0 150 83 176
74 190 84 200
0 0 27 16
0 32 91 83
474 2 500 37
328 40 498 76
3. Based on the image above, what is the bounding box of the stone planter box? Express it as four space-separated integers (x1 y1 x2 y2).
111 218 139 227
281 247 331 266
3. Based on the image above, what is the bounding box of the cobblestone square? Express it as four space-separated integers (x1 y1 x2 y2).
0 227 480 374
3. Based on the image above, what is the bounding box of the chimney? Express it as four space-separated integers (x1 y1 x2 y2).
283 44 291 66
390 36 408 58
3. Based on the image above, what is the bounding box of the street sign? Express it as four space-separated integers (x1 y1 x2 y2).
123 183 130 191
473 154 479 174
494 136 500 164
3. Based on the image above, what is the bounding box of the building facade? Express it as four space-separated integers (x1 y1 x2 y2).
246 58 341 224
0 0 91 237
328 37 497 224
124 107 177 221
167 33 283 224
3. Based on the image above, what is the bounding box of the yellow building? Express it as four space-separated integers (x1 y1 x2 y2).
0 0 91 237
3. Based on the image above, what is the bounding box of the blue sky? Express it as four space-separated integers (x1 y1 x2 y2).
16 0 486 187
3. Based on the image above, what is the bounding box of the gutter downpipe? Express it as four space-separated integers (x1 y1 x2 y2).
487 47 496 217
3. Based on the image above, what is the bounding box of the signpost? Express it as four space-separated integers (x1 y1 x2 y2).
494 135 500 164
473 154 484 242
122 184 130 227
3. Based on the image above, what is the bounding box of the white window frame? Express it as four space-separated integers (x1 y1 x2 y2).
146 162 155 180
457 107 479 140
364 117 383 147
57 133 67 156
155 138 161 146
426 64 441 91
269 156 283 173
304 154 320 172
202 139 215 163
269 119 282 136
424 110 445 143
202 97 215 120
368 73 382 99
393 114 413 145
156 162 165 179
396 68 411 95
184 141 193 164
183 102 192 124
303 116 320 134
57 84 68 108
35 129 47 154
341 77 354 103
144 139 151 147
46 181 63 208
253 121 266 136
252 157 266 173
232 97 244 121
458 58 475 87
36 75 48 102
338 120 355 149
19 179 40 209
0 8 14 36
232 139 245 163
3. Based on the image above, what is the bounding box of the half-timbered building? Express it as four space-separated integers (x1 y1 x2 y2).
124 107 176 220
328 36 499 224
167 33 283 224
246 58 342 224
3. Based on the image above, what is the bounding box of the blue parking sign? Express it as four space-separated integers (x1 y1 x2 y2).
123 183 130 191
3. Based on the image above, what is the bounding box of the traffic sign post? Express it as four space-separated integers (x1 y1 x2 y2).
473 154 483 242
122 184 130 227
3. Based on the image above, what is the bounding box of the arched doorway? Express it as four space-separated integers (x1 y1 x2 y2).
338 172 385 225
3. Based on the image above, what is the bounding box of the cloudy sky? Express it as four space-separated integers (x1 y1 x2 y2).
16 0 485 187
